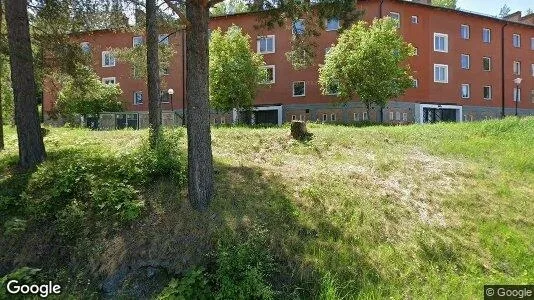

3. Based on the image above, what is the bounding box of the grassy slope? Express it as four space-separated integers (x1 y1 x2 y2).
1 117 533 298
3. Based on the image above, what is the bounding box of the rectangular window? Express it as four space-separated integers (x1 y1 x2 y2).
434 64 448 83
532 63 534 76
292 115 297 121
292 81 305 97
102 51 116 67
434 33 448 52
483 57 491 71
257 35 275 54
395 111 401 121
531 37 534 50
461 24 470 39
133 36 143 47
354 112 360 121
159 34 169 45
292 19 305 36
414 47 418 55
513 87 521 102
133 91 143 105
483 28 491 43
102 77 116 85
220 117 226 124
411 16 418 24
389 111 394 120
326 18 340 31
402 112 408 121
531 90 534 103
412 78 418 88
261 65 275 84
362 111 368 120
322 114 327 122
160 90 170 103
80 42 91 54
513 61 521 75
513 34 521 48
483 85 492 100
330 113 336 121
461 54 470 69
390 12 400 27
461 84 470 99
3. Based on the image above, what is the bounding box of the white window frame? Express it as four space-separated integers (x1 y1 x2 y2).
414 47 418 55
413 78 418 88
531 37 534 50
433 33 448 53
483 85 492 100
292 81 306 97
133 91 143 105
101 51 116 67
395 111 401 121
390 12 400 28
325 18 340 31
483 56 492 71
461 54 470 69
512 34 521 48
433 64 448 83
389 111 394 121
102 77 116 85
330 113 336 121
411 16 418 24
322 114 328 122
461 84 470 99
513 87 521 102
354 112 359 121
132 36 143 47
291 115 297 121
362 111 368 120
531 63 534 76
513 61 521 75
261 65 276 84
402 112 408 121
483 28 491 43
292 19 305 36
460 24 470 39
257 35 275 54
80 42 90 54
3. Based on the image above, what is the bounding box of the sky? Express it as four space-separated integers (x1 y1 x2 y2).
456 0 532 17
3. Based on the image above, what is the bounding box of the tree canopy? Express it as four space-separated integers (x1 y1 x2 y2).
209 25 266 113
319 17 415 111
432 0 458 9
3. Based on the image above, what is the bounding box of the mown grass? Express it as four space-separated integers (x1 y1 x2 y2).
1 117 533 299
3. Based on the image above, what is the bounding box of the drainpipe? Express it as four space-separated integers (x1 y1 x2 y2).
501 23 508 118
379 0 385 18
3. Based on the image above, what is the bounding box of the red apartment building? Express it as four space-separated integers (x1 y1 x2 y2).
43 0 534 128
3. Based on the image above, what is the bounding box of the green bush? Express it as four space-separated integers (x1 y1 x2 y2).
158 268 211 300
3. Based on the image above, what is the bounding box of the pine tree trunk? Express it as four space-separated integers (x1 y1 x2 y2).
5 0 45 167
146 0 161 147
185 0 214 210
0 2 4 151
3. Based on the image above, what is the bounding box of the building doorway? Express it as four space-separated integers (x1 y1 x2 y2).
418 104 462 124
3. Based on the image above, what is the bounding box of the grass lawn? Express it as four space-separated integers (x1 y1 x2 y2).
1 117 533 298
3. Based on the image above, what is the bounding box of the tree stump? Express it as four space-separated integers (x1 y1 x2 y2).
290 121 312 141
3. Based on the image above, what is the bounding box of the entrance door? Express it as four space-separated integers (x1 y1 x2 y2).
254 110 278 125
423 108 457 123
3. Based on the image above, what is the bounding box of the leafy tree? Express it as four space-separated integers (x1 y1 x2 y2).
115 42 176 82
209 25 266 114
526 8 533 15
211 0 249 16
499 4 511 18
319 18 415 121
0 2 5 150
432 0 457 9
162 0 359 210
56 65 123 121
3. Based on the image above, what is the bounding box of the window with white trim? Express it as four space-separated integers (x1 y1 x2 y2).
362 111 368 120
512 34 521 48
133 91 143 105
261 65 275 84
292 115 297 121
133 36 143 47
531 37 534 50
395 111 401 121
434 33 448 52
102 77 116 85
330 113 336 121
434 64 448 83
257 35 275 54
460 24 470 39
513 61 521 75
483 85 492 100
414 47 418 55
461 84 470 99
513 87 521 102
322 114 328 121
531 63 534 76
102 51 116 67
326 18 340 31
412 78 418 88
411 16 418 24
402 112 408 121
389 111 394 120
483 57 491 71
292 81 305 97
292 19 305 36
390 12 400 28
354 112 360 121
461 54 470 69
483 28 491 43
80 42 91 54
531 90 534 103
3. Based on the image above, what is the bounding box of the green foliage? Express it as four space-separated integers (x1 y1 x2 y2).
56 65 123 118
158 226 275 300
499 4 511 18
114 40 176 82
432 0 457 9
0 267 42 299
210 0 250 16
209 25 267 112
319 18 415 109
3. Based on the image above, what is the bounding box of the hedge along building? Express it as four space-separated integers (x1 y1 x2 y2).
42 0 534 128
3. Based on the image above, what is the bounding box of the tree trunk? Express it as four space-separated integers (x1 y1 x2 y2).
5 0 46 167
0 2 4 151
146 0 161 147
186 0 214 210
